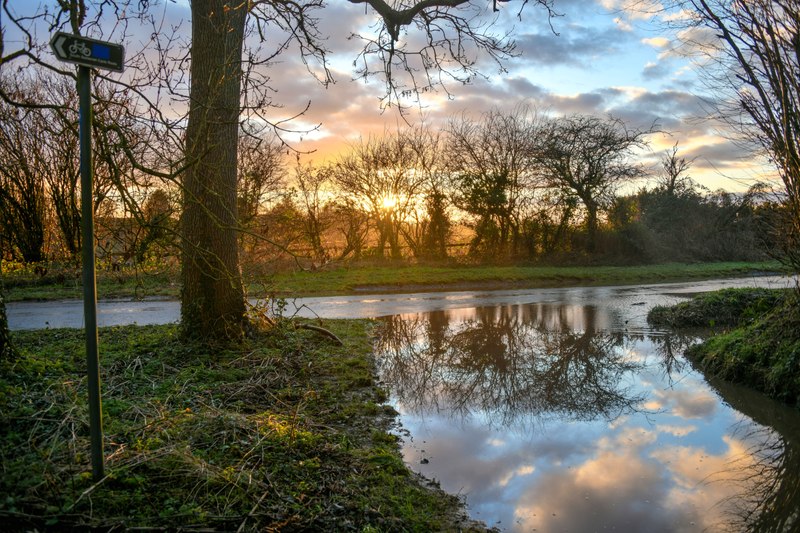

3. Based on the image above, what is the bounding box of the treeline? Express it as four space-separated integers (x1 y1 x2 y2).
0 83 781 269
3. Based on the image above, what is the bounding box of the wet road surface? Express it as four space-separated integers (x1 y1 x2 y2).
7 274 795 330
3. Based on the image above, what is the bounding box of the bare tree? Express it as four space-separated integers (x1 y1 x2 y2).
657 142 695 196
332 197 371 261
334 129 429 260
398 125 451 259
534 114 651 253
446 104 543 259
672 0 800 270
347 0 558 109
0 86 48 263
134 188 176 264
1 0 559 342
0 69 152 262
237 131 286 253
294 162 333 266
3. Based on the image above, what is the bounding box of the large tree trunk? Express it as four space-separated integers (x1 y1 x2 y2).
181 0 247 341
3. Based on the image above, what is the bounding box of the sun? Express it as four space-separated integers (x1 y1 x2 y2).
380 195 398 210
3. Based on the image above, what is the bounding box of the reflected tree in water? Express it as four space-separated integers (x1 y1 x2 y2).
647 332 697 381
644 332 799 531
701 379 800 533
378 305 800 530
376 304 647 428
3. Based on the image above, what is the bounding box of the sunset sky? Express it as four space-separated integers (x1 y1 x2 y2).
260 0 772 192
5 0 777 192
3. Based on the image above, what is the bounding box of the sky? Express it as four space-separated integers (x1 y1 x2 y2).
2 0 778 192
253 0 773 192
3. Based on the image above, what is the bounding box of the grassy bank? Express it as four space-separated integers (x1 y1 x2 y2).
2 260 786 302
649 288 800 407
267 260 785 295
0 321 483 531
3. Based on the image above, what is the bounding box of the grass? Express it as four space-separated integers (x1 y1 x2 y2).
1 261 179 302
647 287 789 328
266 260 785 295
2 259 786 302
648 288 800 407
0 320 483 531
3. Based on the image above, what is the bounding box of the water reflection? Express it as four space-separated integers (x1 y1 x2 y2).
375 301 800 532
377 304 646 428
698 378 800 532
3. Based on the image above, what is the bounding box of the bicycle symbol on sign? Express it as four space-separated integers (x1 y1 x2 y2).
69 41 91 57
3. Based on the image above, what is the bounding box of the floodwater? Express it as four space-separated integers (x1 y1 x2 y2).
372 280 800 532
8 275 800 531
6 274 795 330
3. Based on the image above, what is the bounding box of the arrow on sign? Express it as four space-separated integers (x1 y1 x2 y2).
50 32 125 73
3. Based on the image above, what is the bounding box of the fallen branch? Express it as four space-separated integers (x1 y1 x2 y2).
295 323 344 345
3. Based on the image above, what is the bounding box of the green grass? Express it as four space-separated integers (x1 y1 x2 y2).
267 261 785 296
0 321 482 531
647 287 789 328
649 288 800 407
1 261 178 302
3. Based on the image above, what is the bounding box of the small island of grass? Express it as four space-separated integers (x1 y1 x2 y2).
648 287 800 407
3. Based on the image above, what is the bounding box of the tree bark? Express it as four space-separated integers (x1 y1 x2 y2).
585 203 598 254
181 0 247 341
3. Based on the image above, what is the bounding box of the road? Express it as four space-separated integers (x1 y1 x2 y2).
7 275 796 331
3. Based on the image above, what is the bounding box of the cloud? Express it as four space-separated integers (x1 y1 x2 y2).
642 36 671 49
613 16 634 31
515 24 633 68
599 0 662 20
235 2 770 191
657 424 698 438
651 384 718 420
642 60 673 80
650 436 762 531
664 26 720 60
606 88 708 130
513 446 695 532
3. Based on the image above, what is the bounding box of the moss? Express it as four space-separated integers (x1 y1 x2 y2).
686 293 800 407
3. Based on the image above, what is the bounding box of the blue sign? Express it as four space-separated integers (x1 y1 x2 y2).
50 32 125 72
91 43 111 60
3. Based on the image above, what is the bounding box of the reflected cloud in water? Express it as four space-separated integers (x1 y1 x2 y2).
375 301 800 532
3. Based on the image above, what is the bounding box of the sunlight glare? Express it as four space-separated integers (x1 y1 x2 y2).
380 195 398 210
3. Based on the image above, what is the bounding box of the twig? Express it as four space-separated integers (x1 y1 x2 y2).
66 473 112 511
236 488 270 533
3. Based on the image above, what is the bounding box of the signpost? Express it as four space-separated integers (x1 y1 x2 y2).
51 32 125 482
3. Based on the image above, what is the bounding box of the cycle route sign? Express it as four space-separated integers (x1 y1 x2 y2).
50 32 125 72
48 29 125 481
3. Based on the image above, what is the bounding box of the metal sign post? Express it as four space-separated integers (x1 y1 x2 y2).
77 65 104 481
51 32 125 482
